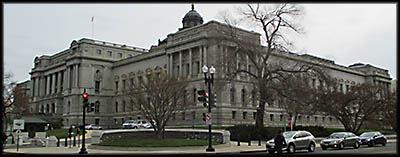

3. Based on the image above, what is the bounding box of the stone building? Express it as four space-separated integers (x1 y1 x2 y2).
27 5 392 129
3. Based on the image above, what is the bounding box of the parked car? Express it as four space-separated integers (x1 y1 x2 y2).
359 132 387 147
122 120 151 129
320 132 360 150
266 130 317 154
84 124 102 130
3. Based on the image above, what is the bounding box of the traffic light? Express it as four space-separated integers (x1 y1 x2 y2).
197 89 208 107
87 103 95 112
83 93 89 107
210 93 217 107
202 113 206 121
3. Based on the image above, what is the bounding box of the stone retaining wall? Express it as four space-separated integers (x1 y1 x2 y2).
93 129 230 144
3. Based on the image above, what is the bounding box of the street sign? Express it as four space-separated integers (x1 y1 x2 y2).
13 119 25 130
206 113 212 125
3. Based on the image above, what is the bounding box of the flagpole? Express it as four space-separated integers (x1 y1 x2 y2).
91 16 94 39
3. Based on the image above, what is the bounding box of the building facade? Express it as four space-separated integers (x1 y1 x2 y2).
27 5 392 129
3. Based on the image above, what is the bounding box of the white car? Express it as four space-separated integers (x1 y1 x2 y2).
122 120 151 129
85 124 102 130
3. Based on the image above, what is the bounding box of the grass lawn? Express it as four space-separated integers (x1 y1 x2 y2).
99 138 220 147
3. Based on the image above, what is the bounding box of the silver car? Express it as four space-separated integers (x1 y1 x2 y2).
266 130 317 154
320 132 360 150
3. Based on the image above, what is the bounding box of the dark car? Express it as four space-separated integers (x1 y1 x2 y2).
320 132 360 150
359 132 387 147
266 130 317 154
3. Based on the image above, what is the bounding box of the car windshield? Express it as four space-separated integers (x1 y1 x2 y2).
360 132 376 137
327 133 345 139
283 131 297 139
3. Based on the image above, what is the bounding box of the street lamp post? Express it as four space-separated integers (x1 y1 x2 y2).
202 65 215 152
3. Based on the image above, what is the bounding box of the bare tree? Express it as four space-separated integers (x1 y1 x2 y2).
216 3 311 127
125 73 191 139
315 77 386 133
3 72 16 132
380 91 397 131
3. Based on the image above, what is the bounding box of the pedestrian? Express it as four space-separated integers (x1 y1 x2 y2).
1 131 7 146
274 130 287 156
76 127 80 147
68 126 73 148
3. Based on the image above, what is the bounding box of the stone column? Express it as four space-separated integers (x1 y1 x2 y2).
169 54 173 75
46 75 51 95
31 77 36 97
38 76 42 96
199 47 203 76
52 73 56 94
203 46 207 66
189 48 192 77
57 72 62 93
74 64 79 88
179 51 182 77
66 66 71 89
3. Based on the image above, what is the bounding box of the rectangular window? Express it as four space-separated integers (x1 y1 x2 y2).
95 102 100 113
115 81 119 93
270 114 274 121
95 81 100 93
118 53 123 58
253 112 257 120
243 112 247 120
232 111 236 119
182 112 185 120
107 51 112 56
96 49 102 55
192 111 196 120
95 119 100 125
280 115 283 121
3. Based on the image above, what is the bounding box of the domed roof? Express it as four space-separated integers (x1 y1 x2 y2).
180 4 204 30
183 9 202 19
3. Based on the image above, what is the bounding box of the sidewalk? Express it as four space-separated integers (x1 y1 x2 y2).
3 137 396 154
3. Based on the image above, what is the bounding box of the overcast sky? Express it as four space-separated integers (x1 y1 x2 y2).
4 3 397 83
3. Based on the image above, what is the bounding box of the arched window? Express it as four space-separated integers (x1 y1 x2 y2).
67 101 71 114
51 103 56 113
193 88 197 104
46 104 50 114
123 100 126 112
241 89 246 106
230 87 235 105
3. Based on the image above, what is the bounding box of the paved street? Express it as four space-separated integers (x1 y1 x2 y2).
3 137 396 155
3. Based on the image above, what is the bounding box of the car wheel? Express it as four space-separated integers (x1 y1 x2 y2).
288 144 296 154
268 150 275 154
133 126 137 129
368 141 375 147
382 140 386 146
354 142 360 149
308 143 315 152
338 142 344 149
321 146 327 150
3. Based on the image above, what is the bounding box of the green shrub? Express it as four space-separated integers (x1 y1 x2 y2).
226 125 281 141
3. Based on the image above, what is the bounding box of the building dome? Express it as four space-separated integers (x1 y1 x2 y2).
181 4 203 30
